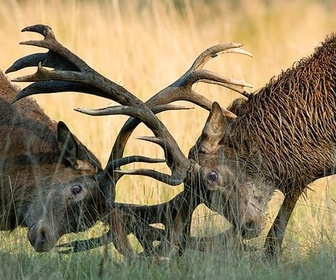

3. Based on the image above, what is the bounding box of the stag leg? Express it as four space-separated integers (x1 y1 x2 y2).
170 194 194 256
146 190 200 257
187 227 245 252
264 190 301 260
108 209 136 258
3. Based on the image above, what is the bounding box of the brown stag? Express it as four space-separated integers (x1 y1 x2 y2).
0 48 165 253
0 70 104 252
107 32 336 259
11 25 336 261
6 24 252 257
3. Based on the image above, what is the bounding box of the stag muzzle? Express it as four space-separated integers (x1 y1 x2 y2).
27 220 59 252
239 220 263 239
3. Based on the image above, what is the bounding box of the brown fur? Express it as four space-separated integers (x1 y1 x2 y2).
9 25 336 259
66 36 336 259
0 71 105 252
188 34 336 258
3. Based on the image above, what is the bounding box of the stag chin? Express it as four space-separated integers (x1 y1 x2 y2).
240 221 263 239
27 222 59 252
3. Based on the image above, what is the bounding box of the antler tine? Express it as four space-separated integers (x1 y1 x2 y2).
8 24 192 187
7 24 146 108
106 155 166 170
98 156 168 205
5 53 78 74
114 169 183 186
75 103 193 118
9 62 112 103
109 43 252 181
188 43 252 71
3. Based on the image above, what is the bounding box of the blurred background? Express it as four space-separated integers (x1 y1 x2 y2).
1 0 336 262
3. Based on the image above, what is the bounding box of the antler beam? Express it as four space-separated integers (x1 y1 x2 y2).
7 24 191 188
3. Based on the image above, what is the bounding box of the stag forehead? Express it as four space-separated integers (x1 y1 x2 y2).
30 175 97 199
194 147 234 167
49 174 98 188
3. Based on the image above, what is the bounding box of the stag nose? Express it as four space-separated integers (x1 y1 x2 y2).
240 221 262 239
27 221 57 252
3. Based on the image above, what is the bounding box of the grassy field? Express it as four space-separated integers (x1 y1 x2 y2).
1 0 336 279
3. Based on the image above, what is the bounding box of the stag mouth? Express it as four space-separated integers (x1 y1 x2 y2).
27 222 58 252
240 221 263 240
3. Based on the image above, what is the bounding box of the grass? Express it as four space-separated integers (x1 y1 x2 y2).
0 242 335 279
1 0 336 278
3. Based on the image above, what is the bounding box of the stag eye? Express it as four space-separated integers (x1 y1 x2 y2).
71 185 83 196
208 171 218 182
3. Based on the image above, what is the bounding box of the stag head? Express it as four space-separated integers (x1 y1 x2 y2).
188 102 272 239
25 173 103 252
4 25 166 252
7 24 264 253
6 117 104 252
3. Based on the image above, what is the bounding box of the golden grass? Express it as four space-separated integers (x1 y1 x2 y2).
1 0 336 259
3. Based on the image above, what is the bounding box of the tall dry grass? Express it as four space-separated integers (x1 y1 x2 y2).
1 0 336 274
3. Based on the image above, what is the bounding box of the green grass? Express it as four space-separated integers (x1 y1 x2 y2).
0 244 335 279
2 0 336 279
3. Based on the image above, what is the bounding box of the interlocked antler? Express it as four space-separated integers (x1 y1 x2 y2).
74 40 252 257
7 24 252 257
93 43 252 181
6 24 193 197
7 24 251 192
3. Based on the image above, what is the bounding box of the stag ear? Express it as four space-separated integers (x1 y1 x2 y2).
57 121 80 168
196 102 226 154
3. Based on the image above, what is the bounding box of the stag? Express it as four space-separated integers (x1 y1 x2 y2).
0 54 165 253
0 70 104 252
107 33 336 259
184 34 336 258
6 24 252 257
118 33 336 259
12 25 335 261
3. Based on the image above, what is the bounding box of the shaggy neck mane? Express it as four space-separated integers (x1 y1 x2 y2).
226 34 336 191
0 73 60 169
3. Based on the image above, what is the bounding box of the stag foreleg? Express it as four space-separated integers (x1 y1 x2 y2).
187 227 247 252
146 189 200 257
264 190 301 260
58 190 200 258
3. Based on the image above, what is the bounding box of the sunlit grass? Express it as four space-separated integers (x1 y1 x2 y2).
1 0 336 278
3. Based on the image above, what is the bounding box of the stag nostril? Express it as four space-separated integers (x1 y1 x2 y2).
29 223 36 231
240 221 262 239
38 228 47 244
28 223 55 252
241 221 255 237
245 221 255 231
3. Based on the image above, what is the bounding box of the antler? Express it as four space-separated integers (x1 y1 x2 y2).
6 25 252 257
7 24 251 189
104 42 252 183
6 24 193 191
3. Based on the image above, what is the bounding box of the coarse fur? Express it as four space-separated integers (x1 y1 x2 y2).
0 71 105 252
8 25 336 259
61 34 336 259
190 33 336 258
